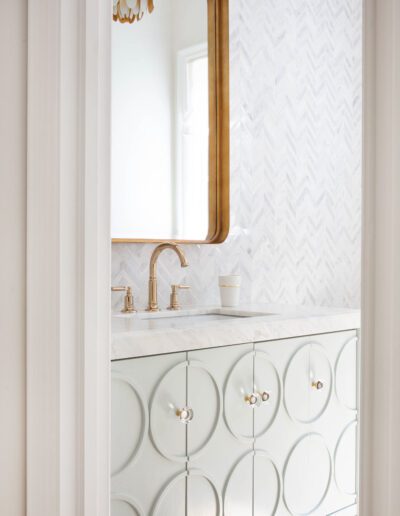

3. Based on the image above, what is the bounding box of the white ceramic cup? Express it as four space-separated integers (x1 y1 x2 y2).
219 275 241 307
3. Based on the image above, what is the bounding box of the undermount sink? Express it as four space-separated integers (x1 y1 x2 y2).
112 308 275 332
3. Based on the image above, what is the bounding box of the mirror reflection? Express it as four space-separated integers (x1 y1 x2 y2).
112 0 210 241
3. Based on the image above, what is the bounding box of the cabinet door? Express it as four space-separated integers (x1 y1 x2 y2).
335 336 358 411
224 350 254 441
282 343 334 513
252 352 282 515
255 331 358 516
111 372 148 478
186 360 221 460
150 360 188 462
111 353 187 516
284 342 332 424
253 350 281 438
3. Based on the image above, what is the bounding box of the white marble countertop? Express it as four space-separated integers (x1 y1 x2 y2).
111 304 360 360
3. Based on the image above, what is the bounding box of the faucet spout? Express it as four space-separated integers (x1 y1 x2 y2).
147 243 189 312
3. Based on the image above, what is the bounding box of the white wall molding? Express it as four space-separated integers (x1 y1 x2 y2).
361 0 400 514
27 0 110 514
0 1 27 514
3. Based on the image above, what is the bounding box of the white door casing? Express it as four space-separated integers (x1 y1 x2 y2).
27 0 110 515
361 0 400 514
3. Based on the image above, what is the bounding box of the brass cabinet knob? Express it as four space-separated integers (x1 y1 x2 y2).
260 391 270 402
245 393 260 407
312 380 324 390
176 407 194 424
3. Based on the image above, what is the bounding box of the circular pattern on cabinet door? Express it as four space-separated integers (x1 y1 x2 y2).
111 373 148 477
283 433 331 515
111 494 144 516
152 470 221 516
186 361 222 460
224 450 280 516
253 351 281 438
335 421 357 495
224 351 259 442
150 361 221 462
284 343 332 424
150 362 188 462
335 337 358 411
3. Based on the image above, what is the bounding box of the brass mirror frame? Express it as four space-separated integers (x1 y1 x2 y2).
112 0 230 244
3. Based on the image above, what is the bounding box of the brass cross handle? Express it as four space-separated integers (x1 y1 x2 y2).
168 284 190 311
111 286 136 313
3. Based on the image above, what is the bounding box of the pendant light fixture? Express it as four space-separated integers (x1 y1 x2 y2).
113 0 155 24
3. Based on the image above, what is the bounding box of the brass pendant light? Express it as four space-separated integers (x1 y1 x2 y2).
113 0 155 24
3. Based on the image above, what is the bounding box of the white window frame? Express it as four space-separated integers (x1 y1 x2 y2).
175 43 208 238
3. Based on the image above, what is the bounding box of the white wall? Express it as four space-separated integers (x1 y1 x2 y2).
112 0 208 240
172 0 208 51
112 2 175 238
0 0 27 515
112 0 362 311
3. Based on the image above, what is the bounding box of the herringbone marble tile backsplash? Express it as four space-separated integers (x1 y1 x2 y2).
112 0 362 312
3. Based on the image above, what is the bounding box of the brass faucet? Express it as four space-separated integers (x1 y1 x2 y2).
147 243 189 312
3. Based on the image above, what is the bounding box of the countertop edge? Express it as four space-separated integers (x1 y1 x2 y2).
111 307 360 360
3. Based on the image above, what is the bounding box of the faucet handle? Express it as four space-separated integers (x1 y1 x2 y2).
111 286 136 313
168 284 190 311
172 284 191 291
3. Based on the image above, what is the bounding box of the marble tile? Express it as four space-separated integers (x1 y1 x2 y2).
111 0 362 313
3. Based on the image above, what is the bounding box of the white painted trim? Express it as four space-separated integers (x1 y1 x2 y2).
361 0 400 514
175 42 208 237
27 0 110 514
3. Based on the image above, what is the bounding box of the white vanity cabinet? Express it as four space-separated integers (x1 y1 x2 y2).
255 332 358 515
111 330 358 516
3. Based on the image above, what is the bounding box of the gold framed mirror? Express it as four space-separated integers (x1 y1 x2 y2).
111 0 229 243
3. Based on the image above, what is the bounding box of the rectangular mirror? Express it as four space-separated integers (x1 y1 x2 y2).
111 0 229 243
